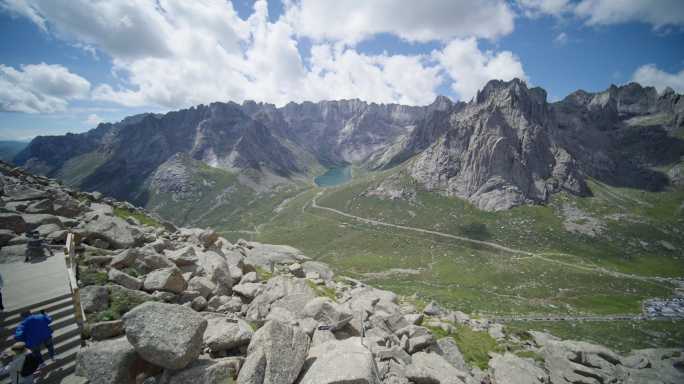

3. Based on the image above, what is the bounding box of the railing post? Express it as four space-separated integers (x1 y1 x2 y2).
64 232 87 346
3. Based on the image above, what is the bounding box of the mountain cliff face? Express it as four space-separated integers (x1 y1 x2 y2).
14 79 684 215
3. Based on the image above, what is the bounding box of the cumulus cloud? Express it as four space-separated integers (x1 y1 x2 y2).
285 0 515 43
518 0 684 29
433 38 527 101
632 64 684 93
2 0 528 109
554 32 569 45
0 63 90 113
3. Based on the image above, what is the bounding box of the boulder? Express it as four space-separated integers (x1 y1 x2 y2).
229 264 243 285
406 351 468 384
429 337 468 372
198 229 219 248
237 320 309 384
75 337 150 384
242 242 308 271
207 295 231 312
203 315 254 353
288 262 305 277
232 283 263 299
22 213 62 231
123 302 208 370
217 296 243 313
423 301 444 317
81 214 139 249
80 285 109 314
108 284 155 311
489 352 549 384
161 357 240 384
89 320 125 341
302 261 334 281
33 223 61 237
141 252 176 271
108 268 142 290
0 213 26 233
196 250 233 294
245 276 316 321
110 248 143 269
191 296 207 311
301 297 351 329
188 276 216 299
165 246 198 266
0 229 14 246
143 267 187 294
299 338 381 384
241 271 258 284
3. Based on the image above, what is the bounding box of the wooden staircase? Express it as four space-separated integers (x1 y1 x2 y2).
1 293 82 383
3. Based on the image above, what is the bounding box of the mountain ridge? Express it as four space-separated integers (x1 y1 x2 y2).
13 78 684 216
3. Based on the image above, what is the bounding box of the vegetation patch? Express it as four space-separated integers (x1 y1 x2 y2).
79 269 108 286
113 207 162 228
306 279 337 301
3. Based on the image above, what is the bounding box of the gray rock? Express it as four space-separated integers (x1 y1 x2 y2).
108 268 142 290
22 213 62 231
82 214 139 249
406 351 468 384
123 302 208 370
245 276 316 321
242 242 308 271
143 267 187 294
0 213 27 233
302 261 334 281
299 338 381 384
0 229 14 246
188 276 216 299
89 320 124 341
288 262 305 277
75 337 148 384
161 357 240 384
141 252 176 271
301 297 351 329
217 296 243 313
423 301 443 316
236 320 309 384
191 296 207 311
203 315 254 352
241 271 258 284
80 285 109 314
429 337 468 372
232 283 263 299
110 248 143 269
33 223 61 237
165 246 198 266
489 352 548 384
196 249 233 294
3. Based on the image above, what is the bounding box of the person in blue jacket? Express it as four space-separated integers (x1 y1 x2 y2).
14 310 54 367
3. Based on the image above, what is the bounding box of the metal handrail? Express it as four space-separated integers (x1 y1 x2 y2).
64 232 87 346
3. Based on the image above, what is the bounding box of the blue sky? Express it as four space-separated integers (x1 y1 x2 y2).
0 0 683 140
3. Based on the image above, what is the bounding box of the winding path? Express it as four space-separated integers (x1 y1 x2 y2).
310 192 670 288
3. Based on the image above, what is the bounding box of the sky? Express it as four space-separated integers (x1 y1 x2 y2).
0 0 683 140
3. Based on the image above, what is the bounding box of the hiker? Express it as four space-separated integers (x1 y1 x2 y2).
24 231 53 263
0 272 4 311
0 341 39 383
14 310 55 367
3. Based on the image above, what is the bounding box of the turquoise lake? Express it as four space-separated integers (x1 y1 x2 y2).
314 166 352 187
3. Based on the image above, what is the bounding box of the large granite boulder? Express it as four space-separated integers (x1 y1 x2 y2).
108 268 142 290
122 302 208 370
299 338 381 384
203 315 254 353
429 337 468 372
0 213 26 233
75 337 150 384
81 214 140 249
80 285 109 314
405 351 468 384
236 320 309 384
245 276 316 321
161 357 241 384
489 352 549 384
196 250 233 294
143 267 187 294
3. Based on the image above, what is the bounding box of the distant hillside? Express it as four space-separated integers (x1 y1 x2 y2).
0 140 28 162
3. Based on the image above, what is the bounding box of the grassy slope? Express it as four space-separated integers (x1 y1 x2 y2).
254 165 683 349
145 161 305 236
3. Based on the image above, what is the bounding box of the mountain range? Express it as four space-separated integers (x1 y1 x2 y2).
12 79 684 222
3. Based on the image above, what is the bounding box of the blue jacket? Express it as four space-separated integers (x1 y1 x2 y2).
15 314 53 348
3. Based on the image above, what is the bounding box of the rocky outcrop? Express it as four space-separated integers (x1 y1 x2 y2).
237 320 309 384
2 162 682 384
123 302 208 370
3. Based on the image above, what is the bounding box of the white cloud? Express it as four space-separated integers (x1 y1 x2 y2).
575 0 684 28
517 0 573 18
433 38 527 101
0 63 90 113
285 0 515 43
84 113 103 126
632 64 684 93
518 0 684 29
2 0 526 109
554 32 568 45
